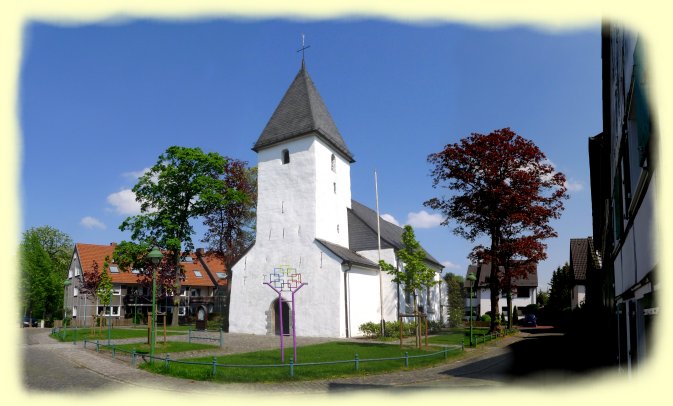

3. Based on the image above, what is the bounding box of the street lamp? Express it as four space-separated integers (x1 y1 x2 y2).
63 280 72 328
466 272 477 347
147 245 163 363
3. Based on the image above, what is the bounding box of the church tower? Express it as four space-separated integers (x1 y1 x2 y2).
252 63 353 250
228 62 359 337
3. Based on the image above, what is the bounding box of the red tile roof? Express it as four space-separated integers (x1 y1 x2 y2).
197 252 228 286
75 243 215 287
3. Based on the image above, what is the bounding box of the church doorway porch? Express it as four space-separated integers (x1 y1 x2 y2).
271 298 290 336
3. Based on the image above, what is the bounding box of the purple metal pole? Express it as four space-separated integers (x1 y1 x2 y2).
290 283 307 362
278 293 284 362
264 282 285 362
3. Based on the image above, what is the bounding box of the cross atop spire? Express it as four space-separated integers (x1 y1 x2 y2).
297 33 310 67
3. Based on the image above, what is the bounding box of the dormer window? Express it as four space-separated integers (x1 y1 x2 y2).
282 149 290 164
331 154 336 172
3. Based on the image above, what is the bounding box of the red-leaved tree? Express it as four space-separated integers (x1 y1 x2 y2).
425 128 567 332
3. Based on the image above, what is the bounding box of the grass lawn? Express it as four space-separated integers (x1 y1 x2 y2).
141 341 463 383
51 327 185 342
99 341 219 354
427 327 503 346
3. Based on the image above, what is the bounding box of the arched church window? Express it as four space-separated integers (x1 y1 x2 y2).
282 149 290 164
331 154 336 172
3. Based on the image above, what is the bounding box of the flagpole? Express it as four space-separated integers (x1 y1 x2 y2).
375 170 385 337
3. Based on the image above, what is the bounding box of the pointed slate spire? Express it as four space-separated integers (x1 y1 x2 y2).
253 65 354 163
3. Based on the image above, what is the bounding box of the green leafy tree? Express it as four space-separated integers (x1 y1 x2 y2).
120 146 240 325
425 128 567 332
537 290 550 307
19 227 73 322
443 272 465 327
379 225 438 314
96 260 113 334
548 263 572 314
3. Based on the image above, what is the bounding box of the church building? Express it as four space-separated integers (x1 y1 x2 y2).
228 60 444 338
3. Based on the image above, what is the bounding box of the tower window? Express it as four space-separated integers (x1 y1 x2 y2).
333 182 337 194
331 154 336 172
282 149 290 164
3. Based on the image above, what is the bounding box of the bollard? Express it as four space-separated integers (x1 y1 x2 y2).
355 353 360 371
132 349 136 367
112 346 116 359
165 353 170 370
96 340 100 353
290 357 294 377
84 340 87 350
189 329 192 344
211 357 217 377
404 352 409 367
220 328 223 347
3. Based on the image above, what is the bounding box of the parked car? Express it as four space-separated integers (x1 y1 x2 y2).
22 317 38 328
523 313 537 327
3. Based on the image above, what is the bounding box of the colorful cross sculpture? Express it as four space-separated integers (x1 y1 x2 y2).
263 265 306 363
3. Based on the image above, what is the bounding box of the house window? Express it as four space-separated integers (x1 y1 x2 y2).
98 306 120 316
517 287 530 298
132 268 140 274
73 287 79 297
282 149 290 164
75 265 81 276
73 307 77 317
179 306 187 316
191 288 201 297
180 287 188 297
333 182 337 194
193 270 203 278
109 265 119 273
112 285 121 296
216 272 227 279
331 154 336 172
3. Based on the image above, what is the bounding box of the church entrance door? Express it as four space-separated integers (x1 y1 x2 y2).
273 298 290 336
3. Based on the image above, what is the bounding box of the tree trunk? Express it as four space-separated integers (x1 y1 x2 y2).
489 232 499 333
171 251 181 326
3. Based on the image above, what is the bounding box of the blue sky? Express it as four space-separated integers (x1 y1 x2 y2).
19 18 602 290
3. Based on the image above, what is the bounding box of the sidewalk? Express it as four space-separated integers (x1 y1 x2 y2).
29 328 523 395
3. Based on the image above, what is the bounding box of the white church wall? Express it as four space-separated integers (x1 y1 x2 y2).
356 248 400 322
344 266 382 336
229 135 349 337
314 137 351 247
229 243 344 337
255 136 318 248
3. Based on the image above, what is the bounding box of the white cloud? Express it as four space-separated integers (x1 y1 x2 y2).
123 167 151 179
406 210 443 229
107 189 142 215
80 216 106 230
441 260 461 270
565 179 584 192
381 213 400 226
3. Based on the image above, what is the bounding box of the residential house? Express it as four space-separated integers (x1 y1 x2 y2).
463 262 538 322
588 22 657 374
63 243 225 326
569 237 603 310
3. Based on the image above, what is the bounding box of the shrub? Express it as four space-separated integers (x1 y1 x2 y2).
480 314 491 323
358 322 381 338
427 320 443 334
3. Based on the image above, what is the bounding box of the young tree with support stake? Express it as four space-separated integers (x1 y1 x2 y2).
379 225 438 347
425 128 567 332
